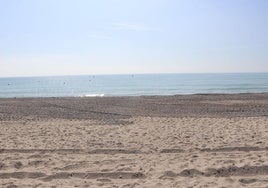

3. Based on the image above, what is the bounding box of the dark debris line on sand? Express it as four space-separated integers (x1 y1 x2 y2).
161 165 268 178
0 93 268 123
0 172 146 181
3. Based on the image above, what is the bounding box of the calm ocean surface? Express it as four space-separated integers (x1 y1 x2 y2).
0 73 268 98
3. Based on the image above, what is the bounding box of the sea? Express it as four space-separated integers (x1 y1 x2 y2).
0 73 268 98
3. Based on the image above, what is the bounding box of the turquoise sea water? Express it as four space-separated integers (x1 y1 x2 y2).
0 73 268 98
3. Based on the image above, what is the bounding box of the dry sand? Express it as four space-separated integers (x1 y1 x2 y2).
0 93 268 187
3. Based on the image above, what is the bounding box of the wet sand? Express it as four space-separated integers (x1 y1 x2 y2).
0 93 268 187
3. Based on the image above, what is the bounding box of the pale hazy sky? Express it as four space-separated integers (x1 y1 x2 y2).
0 0 268 77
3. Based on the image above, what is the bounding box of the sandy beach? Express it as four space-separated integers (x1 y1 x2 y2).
0 93 268 187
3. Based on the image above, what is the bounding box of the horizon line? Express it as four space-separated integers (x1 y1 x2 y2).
0 71 268 79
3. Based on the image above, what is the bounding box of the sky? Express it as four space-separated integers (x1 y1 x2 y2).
0 0 268 77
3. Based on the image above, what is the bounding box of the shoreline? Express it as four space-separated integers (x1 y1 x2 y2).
0 92 268 99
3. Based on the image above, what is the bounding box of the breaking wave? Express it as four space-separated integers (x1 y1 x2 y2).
81 94 105 97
